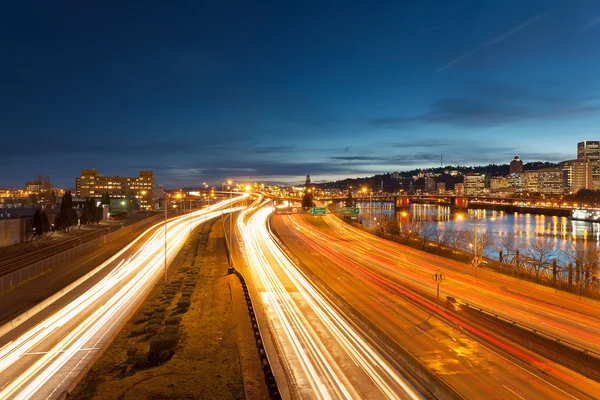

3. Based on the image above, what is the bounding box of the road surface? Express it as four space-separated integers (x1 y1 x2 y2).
236 199 423 399
273 212 600 399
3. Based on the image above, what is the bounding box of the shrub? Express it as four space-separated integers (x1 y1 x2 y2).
130 327 146 336
145 323 160 334
132 352 148 369
132 316 148 325
148 333 180 365
163 325 179 335
147 318 163 326
151 312 165 320
154 306 166 313
165 316 181 326
177 299 191 309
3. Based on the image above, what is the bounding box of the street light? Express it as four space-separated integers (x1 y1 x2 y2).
228 180 233 268
164 190 168 283
456 212 481 280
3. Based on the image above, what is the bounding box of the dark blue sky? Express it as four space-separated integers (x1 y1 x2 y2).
3 1 600 188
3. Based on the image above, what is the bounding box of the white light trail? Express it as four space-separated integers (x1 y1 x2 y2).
237 200 421 400
0 196 247 399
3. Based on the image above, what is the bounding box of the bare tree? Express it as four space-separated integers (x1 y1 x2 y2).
430 223 448 253
525 238 555 283
562 243 600 293
413 221 433 250
498 233 516 255
447 226 468 251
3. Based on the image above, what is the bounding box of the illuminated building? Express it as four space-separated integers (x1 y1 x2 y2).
75 169 154 209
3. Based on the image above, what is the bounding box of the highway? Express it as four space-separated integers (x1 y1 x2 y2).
0 197 246 400
236 198 423 399
273 212 600 399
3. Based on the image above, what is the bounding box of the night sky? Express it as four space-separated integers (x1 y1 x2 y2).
3 1 600 189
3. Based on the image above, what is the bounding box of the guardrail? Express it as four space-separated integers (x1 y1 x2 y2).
222 214 281 400
460 301 600 381
0 215 163 292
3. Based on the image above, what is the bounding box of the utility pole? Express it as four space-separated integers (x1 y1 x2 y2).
164 191 168 283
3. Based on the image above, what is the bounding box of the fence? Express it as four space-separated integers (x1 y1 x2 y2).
338 214 600 300
0 215 163 292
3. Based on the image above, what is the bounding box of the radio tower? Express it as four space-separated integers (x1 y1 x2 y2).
440 154 443 168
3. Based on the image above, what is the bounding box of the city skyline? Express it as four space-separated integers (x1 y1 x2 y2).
3 1 600 188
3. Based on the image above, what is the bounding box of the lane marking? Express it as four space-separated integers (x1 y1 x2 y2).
502 384 526 400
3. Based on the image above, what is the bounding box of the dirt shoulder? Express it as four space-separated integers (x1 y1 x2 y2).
71 218 269 400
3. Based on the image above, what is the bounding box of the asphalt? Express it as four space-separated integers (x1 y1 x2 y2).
272 213 600 399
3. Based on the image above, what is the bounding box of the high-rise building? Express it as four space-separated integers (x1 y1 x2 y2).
537 168 564 195
524 170 539 193
561 160 591 194
508 173 524 192
436 182 446 193
463 174 486 196
577 141 600 161
509 155 524 174
76 169 154 209
490 176 509 193
424 177 436 193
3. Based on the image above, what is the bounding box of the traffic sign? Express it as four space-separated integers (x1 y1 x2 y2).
432 269 445 300
471 257 482 268
310 207 326 215
432 270 445 284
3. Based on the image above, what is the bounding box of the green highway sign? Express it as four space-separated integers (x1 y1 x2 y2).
310 207 327 215
339 207 360 215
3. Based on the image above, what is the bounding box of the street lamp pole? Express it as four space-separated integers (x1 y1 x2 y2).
189 198 192 235
164 191 168 283
228 180 233 268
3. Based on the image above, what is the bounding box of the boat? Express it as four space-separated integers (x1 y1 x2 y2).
570 209 600 222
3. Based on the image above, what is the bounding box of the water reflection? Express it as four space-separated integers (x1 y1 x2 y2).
355 202 600 258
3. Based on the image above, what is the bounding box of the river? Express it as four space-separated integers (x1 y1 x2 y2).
356 202 600 259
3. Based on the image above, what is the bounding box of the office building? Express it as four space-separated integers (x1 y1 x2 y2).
463 174 486 196
424 177 436 193
577 141 600 162
76 169 154 209
561 160 592 194
509 155 524 174
537 168 564 195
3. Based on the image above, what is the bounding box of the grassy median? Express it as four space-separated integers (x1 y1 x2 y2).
71 218 268 399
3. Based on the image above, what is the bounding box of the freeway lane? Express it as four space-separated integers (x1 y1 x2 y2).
316 214 600 355
236 199 423 399
0 197 247 400
274 213 600 399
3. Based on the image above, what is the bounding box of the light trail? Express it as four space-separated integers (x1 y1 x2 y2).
0 196 247 399
277 212 600 399
237 200 422 400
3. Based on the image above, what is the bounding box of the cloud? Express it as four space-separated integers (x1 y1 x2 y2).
581 15 600 32
369 85 600 129
438 14 543 71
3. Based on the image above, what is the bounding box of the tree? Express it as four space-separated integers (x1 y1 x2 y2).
53 211 64 232
101 192 111 206
430 224 448 253
447 226 468 251
89 198 102 224
80 199 91 226
525 238 555 283
413 221 433 250
385 218 400 235
498 233 517 255
49 190 57 209
302 190 313 209
32 209 46 241
59 191 78 231
344 190 355 208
